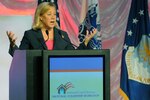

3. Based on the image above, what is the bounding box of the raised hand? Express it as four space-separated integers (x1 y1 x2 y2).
84 28 97 46
6 31 17 47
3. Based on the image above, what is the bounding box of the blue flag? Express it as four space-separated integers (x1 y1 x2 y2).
119 0 150 100
78 0 102 49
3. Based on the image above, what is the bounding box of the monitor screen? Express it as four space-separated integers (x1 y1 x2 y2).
42 50 110 100
48 56 104 100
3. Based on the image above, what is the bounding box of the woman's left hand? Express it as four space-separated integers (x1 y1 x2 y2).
84 28 97 46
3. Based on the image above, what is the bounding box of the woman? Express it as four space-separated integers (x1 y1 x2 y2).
7 2 97 56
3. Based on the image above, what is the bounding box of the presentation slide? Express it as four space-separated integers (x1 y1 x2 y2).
49 57 104 100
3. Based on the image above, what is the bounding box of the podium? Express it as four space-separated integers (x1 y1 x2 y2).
9 50 110 100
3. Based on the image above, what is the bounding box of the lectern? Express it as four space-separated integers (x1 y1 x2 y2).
9 50 110 100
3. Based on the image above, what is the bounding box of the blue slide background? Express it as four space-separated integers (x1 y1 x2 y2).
49 57 104 100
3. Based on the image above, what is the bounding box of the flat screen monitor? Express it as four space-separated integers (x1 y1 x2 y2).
43 50 110 100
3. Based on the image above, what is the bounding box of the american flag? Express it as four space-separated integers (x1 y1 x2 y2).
38 0 60 26
119 0 150 100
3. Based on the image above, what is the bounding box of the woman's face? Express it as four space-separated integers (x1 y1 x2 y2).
40 6 56 29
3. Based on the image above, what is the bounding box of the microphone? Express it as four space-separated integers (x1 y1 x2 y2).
45 30 49 41
36 30 49 49
46 30 49 36
58 31 78 48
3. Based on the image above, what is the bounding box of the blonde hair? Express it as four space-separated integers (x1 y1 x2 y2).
32 2 57 30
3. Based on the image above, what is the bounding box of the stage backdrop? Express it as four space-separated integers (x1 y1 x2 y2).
0 0 150 100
